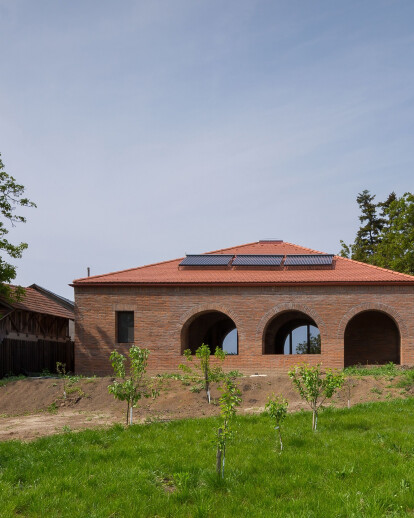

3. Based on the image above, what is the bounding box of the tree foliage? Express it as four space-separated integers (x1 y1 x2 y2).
0 153 36 300
288 363 344 431
179 344 226 403
296 334 321 355
340 190 414 275
108 346 158 425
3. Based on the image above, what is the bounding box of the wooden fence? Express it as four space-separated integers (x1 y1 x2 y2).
0 339 74 378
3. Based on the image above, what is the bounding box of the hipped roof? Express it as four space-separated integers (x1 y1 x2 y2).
72 241 414 287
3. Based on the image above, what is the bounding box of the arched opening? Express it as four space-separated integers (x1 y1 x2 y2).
263 310 321 355
344 310 400 367
181 310 238 355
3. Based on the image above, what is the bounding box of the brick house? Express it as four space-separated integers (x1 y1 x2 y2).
72 240 414 375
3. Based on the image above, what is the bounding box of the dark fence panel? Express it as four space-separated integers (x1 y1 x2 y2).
0 339 74 378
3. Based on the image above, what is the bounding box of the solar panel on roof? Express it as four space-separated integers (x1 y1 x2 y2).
284 255 334 266
179 255 233 267
232 255 284 266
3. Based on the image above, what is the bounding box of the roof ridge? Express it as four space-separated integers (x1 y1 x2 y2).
73 242 266 282
206 240 328 255
282 241 327 254
336 255 414 280
204 241 260 254
73 256 186 283
72 242 336 284
30 284 74 307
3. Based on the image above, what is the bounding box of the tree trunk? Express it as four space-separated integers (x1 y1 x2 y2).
126 401 130 426
312 409 318 431
222 443 226 479
203 362 211 403
216 428 223 476
278 427 283 452
129 406 133 425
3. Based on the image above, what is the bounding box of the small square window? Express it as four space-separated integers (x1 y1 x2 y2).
117 311 134 343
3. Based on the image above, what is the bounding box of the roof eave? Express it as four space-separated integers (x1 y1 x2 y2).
72 280 414 288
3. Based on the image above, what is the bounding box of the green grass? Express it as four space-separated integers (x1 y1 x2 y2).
2 400 414 517
397 370 414 389
343 362 401 378
0 374 26 387
342 362 414 390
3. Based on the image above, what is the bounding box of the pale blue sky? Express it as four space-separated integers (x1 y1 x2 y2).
1 0 413 299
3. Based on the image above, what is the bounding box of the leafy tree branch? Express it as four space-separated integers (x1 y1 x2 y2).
0 153 36 300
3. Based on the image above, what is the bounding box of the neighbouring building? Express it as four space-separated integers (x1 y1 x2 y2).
72 240 414 375
0 284 75 377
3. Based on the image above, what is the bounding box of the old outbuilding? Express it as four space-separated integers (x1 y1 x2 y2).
73 240 414 375
0 284 75 377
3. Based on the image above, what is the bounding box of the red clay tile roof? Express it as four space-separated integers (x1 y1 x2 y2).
72 241 414 286
3 286 74 319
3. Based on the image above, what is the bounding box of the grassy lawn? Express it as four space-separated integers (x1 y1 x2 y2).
343 363 414 391
1 399 414 517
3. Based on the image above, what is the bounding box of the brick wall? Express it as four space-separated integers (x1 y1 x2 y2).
74 284 414 375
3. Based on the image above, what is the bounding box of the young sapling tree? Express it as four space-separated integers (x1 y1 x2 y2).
265 395 288 452
108 345 157 425
56 362 67 399
288 363 344 431
344 376 357 409
179 344 226 403
215 375 241 478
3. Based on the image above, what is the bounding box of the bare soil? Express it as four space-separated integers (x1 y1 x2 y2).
0 374 406 442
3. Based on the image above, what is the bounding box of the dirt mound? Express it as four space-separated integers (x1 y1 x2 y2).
0 374 405 441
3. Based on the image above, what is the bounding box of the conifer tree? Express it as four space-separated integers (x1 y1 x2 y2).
340 190 414 275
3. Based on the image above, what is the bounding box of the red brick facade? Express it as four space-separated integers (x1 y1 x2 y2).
74 284 414 375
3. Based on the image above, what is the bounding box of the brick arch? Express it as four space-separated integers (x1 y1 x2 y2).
178 303 240 329
256 303 327 342
178 303 241 355
337 302 408 340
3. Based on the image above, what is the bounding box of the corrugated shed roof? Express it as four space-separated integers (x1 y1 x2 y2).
4 286 75 319
72 241 414 286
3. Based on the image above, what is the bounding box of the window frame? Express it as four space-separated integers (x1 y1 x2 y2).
116 311 134 344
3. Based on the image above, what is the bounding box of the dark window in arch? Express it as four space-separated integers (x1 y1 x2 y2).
263 311 321 355
181 310 238 355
